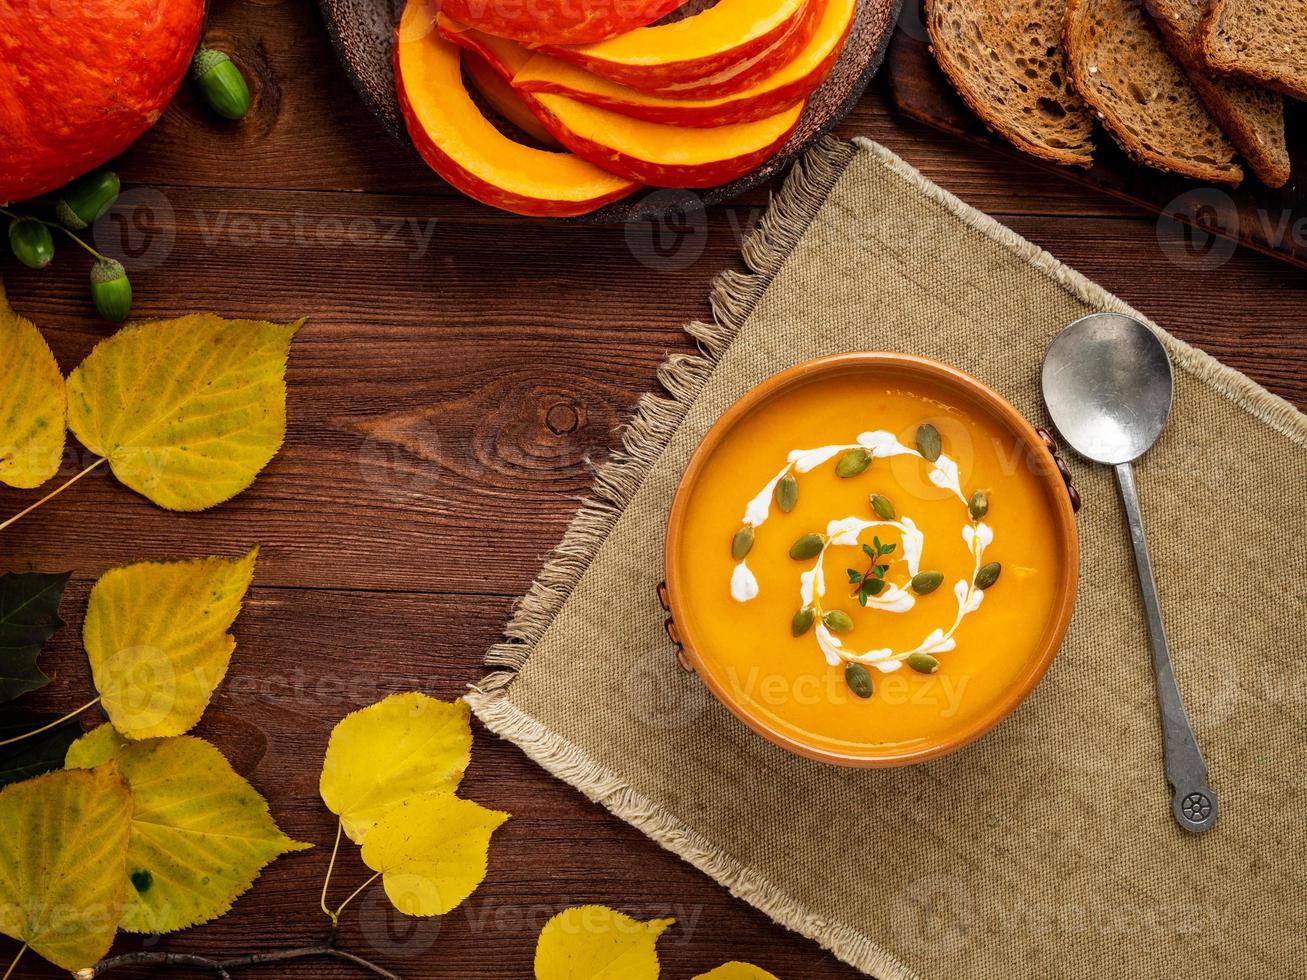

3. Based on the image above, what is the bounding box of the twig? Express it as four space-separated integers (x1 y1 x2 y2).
89 945 401 979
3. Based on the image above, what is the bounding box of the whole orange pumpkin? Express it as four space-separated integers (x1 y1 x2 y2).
0 0 204 203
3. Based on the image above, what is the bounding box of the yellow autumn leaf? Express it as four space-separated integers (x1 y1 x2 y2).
534 906 675 980
693 964 782 980
0 764 132 971
64 722 128 769
0 279 65 488
67 732 310 933
319 692 473 843
359 792 507 916
83 549 257 739
65 313 301 511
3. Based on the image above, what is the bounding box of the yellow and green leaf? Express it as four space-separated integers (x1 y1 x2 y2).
319 692 472 843
534 905 674 980
83 549 258 739
0 281 65 489
65 313 301 511
359 791 507 916
64 721 129 769
0 764 132 971
693 964 782 980
68 733 310 933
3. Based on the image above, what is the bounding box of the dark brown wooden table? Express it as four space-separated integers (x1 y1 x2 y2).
3 1 1304 976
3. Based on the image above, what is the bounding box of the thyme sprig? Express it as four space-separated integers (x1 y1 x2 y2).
848 536 897 605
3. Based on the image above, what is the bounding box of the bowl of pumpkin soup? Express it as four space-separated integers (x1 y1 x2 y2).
663 353 1079 767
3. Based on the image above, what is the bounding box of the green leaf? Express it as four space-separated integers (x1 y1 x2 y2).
0 763 132 971
0 279 66 489
65 314 302 511
0 570 70 703
69 732 310 933
83 550 257 739
0 707 81 788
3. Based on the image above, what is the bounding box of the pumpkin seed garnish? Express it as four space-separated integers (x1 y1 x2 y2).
776 473 799 513
968 489 989 521
789 532 825 560
869 493 895 521
910 570 944 595
835 448 872 478
845 662 873 699
975 561 1002 589
791 607 815 637
916 423 941 462
822 610 854 633
906 652 940 674
731 526 754 561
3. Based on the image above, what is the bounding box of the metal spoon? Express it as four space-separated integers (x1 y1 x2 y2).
1041 312 1217 834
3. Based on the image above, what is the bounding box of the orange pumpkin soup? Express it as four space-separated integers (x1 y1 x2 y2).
670 364 1072 762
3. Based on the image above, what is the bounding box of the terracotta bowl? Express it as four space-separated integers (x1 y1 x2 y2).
662 353 1080 767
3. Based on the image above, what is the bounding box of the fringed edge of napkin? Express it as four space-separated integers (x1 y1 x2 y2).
466 135 1306 980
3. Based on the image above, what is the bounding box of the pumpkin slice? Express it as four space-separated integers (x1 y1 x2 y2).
464 52 560 147
441 0 685 46
541 0 814 92
395 0 637 216
513 0 853 126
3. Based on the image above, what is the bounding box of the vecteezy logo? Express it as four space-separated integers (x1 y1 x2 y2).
92 186 177 270
624 189 709 272
1155 187 1237 272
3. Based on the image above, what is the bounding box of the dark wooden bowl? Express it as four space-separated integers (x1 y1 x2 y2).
316 0 901 220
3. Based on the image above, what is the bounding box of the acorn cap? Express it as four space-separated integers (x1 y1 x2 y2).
90 257 127 283
192 47 232 81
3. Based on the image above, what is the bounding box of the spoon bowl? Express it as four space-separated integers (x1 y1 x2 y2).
1041 312 1173 464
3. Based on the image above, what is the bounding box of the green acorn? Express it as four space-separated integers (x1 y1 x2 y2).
7 217 55 269
55 170 121 229
90 258 132 323
193 47 252 120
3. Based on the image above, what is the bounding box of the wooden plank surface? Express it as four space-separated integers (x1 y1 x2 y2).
2 0 1304 976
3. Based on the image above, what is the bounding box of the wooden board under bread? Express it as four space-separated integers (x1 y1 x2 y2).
887 1 1307 270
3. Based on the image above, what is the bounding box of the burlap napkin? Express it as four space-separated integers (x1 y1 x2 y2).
466 138 1307 979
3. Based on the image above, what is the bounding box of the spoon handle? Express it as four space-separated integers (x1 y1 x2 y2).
1114 462 1218 833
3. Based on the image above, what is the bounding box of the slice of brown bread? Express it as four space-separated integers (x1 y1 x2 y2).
1148 0 1289 188
1064 0 1243 185
1198 0 1307 103
926 0 1095 168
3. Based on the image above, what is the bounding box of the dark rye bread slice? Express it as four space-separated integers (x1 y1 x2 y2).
1148 0 1290 188
1198 0 1307 103
926 0 1095 168
1065 0 1243 185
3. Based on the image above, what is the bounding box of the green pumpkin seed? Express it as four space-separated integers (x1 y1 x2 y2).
845 662 873 699
835 448 872 478
869 493 895 521
791 607 815 637
776 473 799 513
916 423 941 462
975 562 1002 589
910 570 944 595
907 652 940 674
731 526 754 561
823 610 854 633
789 533 825 560
968 489 989 521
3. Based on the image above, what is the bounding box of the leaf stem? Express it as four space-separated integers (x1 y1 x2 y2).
0 456 107 533
89 946 401 979
0 696 100 748
320 818 343 925
52 222 109 262
334 872 381 920
2 944 26 980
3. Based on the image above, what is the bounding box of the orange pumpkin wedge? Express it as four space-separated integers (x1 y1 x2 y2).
541 0 813 92
441 19 806 187
513 0 853 126
463 52 560 147
441 0 685 46
395 0 637 216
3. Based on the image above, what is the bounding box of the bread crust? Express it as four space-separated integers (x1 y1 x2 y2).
1064 0 1243 186
1146 0 1289 188
925 0 1095 168
1197 0 1307 103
